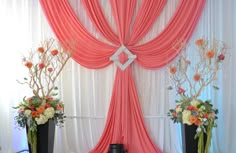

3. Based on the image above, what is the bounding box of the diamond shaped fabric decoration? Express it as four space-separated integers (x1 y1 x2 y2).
110 45 136 71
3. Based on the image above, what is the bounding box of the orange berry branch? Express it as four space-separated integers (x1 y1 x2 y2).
168 38 227 99
17 38 71 98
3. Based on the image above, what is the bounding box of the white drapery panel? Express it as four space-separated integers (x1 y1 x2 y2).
0 0 235 153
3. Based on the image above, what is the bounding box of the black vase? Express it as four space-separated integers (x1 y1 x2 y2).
27 119 55 153
181 124 206 153
108 144 126 153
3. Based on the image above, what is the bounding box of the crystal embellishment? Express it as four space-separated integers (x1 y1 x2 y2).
110 45 136 71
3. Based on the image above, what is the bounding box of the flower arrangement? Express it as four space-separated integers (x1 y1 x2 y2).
14 38 71 153
167 38 227 153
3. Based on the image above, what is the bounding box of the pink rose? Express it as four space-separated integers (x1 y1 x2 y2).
48 67 53 72
57 104 63 111
27 97 32 102
38 63 45 69
177 87 185 94
45 103 51 108
29 104 35 110
18 107 25 113
47 97 53 101
218 54 225 60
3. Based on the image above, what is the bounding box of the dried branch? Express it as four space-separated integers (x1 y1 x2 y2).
168 38 227 99
17 38 72 98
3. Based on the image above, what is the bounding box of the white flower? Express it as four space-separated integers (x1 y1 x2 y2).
44 107 55 119
182 110 192 125
35 114 48 125
24 110 32 117
190 99 200 107
196 127 202 133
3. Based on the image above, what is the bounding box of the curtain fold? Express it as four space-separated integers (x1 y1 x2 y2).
89 67 163 153
81 0 119 45
109 0 136 44
41 0 115 69
39 0 206 152
128 0 167 45
130 0 206 69
40 0 206 69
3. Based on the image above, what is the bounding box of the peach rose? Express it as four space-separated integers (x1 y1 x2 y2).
169 66 177 75
189 116 198 124
37 106 45 114
25 61 33 69
195 39 204 46
195 119 201 126
31 111 39 118
51 49 58 56
193 74 201 81
37 47 44 53
206 50 215 59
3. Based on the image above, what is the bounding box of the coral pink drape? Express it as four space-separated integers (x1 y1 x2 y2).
39 0 206 152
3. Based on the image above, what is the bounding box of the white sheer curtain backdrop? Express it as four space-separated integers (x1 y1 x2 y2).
0 0 235 153
0 0 54 153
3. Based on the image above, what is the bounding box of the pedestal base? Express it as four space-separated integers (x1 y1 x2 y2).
108 144 126 153
27 119 55 153
181 124 206 153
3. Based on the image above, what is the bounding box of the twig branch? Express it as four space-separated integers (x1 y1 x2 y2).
168 38 227 99
17 38 72 98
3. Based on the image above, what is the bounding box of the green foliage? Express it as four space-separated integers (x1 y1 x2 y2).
14 112 27 128
27 96 43 107
212 85 220 90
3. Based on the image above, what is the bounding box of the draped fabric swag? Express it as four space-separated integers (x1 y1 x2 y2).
39 0 206 152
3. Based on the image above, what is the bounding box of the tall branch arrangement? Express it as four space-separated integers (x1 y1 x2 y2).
167 38 228 153
17 38 71 98
14 38 72 153
168 38 227 99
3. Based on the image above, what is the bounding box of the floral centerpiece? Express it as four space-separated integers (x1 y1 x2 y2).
13 38 71 153
167 38 227 153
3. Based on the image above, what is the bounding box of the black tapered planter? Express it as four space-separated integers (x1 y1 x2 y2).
181 124 206 153
27 119 55 153
108 144 127 153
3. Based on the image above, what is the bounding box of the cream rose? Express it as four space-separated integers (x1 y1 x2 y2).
35 114 48 125
24 110 32 117
182 110 192 125
44 107 55 119
190 99 200 107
